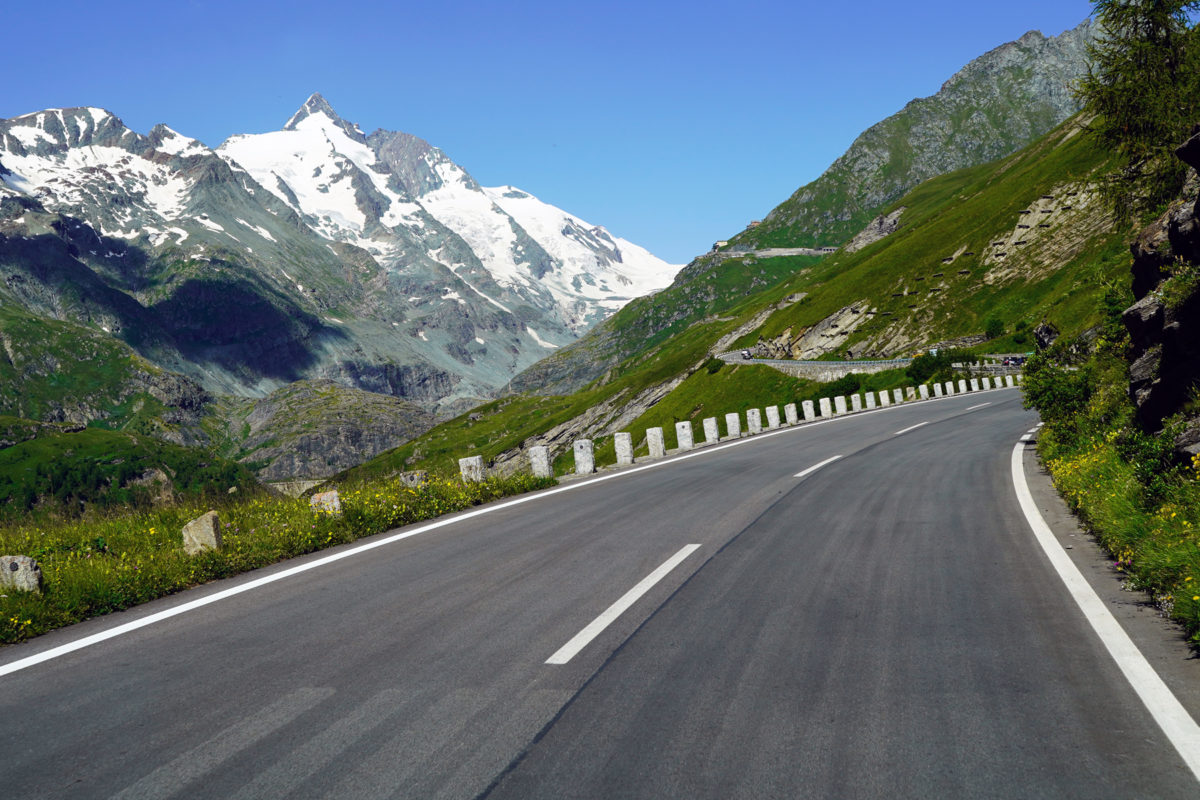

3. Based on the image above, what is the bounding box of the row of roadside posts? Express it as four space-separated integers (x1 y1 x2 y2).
458 375 1024 482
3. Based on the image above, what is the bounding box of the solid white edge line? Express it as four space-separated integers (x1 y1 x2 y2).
1011 439 1200 783
0 389 1016 678
893 421 929 436
795 455 843 478
545 544 701 665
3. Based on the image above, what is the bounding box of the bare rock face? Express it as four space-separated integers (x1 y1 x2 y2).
235 379 435 481
182 511 222 555
1033 322 1059 350
1122 130 1200 441
0 555 42 593
845 208 905 253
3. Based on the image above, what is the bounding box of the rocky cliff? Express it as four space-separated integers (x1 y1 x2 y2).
1123 129 1200 457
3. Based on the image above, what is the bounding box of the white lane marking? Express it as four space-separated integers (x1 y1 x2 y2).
966 402 991 411
546 544 701 665
795 455 843 478
0 390 1013 678
1011 441 1200 783
1020 434 1032 441
113 687 333 799
893 421 929 436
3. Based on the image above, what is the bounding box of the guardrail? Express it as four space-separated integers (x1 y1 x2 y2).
457 374 1025 482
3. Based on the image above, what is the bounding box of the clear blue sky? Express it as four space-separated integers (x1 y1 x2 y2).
5 0 1095 263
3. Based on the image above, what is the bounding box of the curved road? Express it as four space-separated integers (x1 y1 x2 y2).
2 390 1198 798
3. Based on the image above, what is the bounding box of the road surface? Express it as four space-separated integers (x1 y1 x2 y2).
2 389 1197 798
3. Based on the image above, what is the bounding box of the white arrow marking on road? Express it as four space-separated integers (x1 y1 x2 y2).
546 544 701 665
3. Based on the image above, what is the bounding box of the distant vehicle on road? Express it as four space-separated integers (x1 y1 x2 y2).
741 350 752 359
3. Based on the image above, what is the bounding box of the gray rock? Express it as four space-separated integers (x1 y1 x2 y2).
309 489 343 515
1123 295 1165 348
182 511 222 555
0 555 42 593
1034 322 1059 350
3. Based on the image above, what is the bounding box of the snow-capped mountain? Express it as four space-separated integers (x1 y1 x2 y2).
219 93 677 333
0 96 680 411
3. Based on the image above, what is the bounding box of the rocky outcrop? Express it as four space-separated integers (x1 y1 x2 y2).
1122 131 1200 447
234 379 435 480
845 208 905 253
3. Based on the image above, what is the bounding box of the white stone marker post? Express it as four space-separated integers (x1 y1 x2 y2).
647 427 666 458
819 397 833 417
459 455 485 482
703 417 720 444
982 377 991 390
573 439 595 475
879 390 891 407
1016 375 1023 385
970 378 980 391
676 421 695 451
725 412 742 439
945 381 955 395
747 408 763 435
1006 375 1015 388
851 394 862 412
905 387 916 400
934 383 944 397
919 384 929 400
958 379 968 393
784 403 799 426
893 388 904 404
802 400 816 421
766 406 781 429
614 433 634 466
529 445 552 477
866 392 877 409
834 396 848 415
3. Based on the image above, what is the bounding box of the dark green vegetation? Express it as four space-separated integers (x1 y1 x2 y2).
1025 323 1200 645
1022 0 1200 645
1076 0 1200 218
0 472 554 643
0 419 259 516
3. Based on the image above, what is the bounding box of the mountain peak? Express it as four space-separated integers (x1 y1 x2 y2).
283 92 365 141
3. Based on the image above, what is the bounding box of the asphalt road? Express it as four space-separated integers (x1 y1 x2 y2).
1 389 1197 798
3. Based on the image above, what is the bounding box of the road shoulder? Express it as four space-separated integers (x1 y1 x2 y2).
1020 442 1200 722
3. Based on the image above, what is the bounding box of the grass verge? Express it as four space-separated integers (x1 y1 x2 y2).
0 472 555 644
1024 331 1200 646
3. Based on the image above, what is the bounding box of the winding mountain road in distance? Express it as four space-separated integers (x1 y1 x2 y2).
2 390 1198 798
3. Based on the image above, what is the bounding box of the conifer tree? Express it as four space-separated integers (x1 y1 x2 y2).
1076 0 1200 219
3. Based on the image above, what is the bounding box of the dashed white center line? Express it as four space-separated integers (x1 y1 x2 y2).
795 455 843 478
546 544 701 665
966 402 991 411
893 421 929 436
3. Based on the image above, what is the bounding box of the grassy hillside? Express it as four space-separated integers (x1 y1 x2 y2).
738 120 1126 356
340 116 1126 481
0 418 260 517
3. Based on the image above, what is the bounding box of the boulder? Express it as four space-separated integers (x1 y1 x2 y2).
0 556 42 593
310 489 342 515
182 511 222 556
1034 322 1059 350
